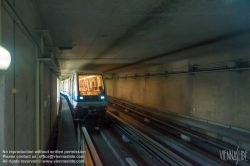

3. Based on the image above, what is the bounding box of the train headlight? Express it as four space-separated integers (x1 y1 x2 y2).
80 97 83 99
0 46 11 70
101 96 105 99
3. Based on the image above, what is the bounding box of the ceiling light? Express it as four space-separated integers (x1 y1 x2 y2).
0 46 11 70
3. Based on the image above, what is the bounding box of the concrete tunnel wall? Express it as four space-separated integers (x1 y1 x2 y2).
106 49 250 131
1 0 59 157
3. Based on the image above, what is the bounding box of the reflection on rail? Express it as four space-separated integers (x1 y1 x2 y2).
77 124 103 166
107 96 250 166
107 110 193 166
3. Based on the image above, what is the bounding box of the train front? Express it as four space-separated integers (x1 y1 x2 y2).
74 73 107 129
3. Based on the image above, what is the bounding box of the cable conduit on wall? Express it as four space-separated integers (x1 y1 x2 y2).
105 59 250 80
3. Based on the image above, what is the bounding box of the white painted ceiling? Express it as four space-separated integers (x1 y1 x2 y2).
33 0 250 78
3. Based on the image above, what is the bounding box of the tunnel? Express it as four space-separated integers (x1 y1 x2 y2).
0 0 250 165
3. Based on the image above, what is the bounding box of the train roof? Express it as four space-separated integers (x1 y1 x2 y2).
61 71 104 81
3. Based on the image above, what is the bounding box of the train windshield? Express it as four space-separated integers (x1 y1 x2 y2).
78 74 104 96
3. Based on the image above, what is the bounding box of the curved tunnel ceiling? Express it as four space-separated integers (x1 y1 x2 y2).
33 0 250 78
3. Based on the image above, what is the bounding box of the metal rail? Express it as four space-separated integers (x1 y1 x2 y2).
108 98 250 165
107 110 194 166
108 97 250 135
77 124 103 166
108 97 248 151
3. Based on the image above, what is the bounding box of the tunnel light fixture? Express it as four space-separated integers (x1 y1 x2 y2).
101 96 105 99
0 46 11 70
80 97 83 99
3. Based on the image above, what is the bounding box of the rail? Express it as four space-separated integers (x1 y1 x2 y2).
107 110 193 166
76 124 103 166
107 97 250 165
108 96 250 135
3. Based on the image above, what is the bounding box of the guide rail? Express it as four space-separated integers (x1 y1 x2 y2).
76 124 103 166
107 110 194 166
108 97 250 166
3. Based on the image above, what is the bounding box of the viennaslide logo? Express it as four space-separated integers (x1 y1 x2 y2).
219 146 248 165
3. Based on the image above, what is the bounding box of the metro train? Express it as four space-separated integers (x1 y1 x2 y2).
60 71 107 128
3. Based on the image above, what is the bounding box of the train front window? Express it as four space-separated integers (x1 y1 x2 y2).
78 75 104 96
